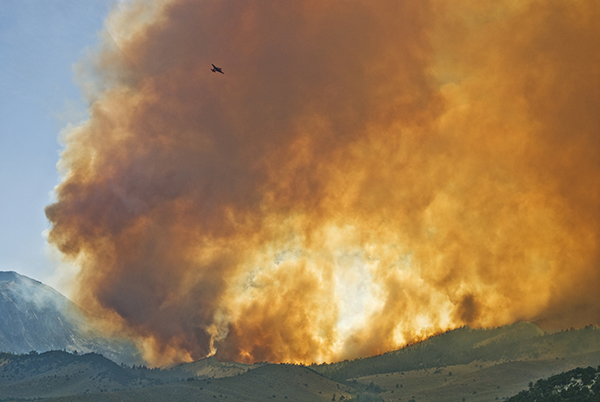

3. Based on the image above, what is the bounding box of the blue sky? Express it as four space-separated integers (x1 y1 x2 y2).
0 1 113 282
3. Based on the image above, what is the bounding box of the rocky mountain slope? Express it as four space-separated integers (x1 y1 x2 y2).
0 271 141 365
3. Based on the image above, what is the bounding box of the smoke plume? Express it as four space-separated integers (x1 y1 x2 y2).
46 0 600 365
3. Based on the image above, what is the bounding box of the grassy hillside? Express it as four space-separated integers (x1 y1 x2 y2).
312 323 600 381
350 351 600 402
32 364 355 402
166 356 254 379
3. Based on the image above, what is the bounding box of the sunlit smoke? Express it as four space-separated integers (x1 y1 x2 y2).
46 0 600 365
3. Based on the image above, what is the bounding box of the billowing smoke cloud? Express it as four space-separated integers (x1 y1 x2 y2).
46 0 600 365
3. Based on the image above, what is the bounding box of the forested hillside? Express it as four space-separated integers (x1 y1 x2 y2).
508 365 600 401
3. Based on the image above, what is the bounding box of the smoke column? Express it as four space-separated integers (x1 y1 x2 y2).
46 0 600 365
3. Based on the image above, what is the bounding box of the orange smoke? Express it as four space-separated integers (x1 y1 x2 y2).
46 0 600 365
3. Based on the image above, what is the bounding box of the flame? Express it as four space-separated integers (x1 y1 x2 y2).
46 0 600 365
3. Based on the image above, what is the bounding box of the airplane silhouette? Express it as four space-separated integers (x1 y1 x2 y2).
211 64 224 74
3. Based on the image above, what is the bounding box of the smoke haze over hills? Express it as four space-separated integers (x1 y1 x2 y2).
45 0 600 365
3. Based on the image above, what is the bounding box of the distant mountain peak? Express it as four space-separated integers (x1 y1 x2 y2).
0 270 35 283
0 270 142 366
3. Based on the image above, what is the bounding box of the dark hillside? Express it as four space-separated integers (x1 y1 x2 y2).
0 351 160 400
508 365 600 401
